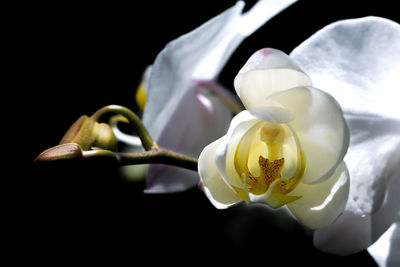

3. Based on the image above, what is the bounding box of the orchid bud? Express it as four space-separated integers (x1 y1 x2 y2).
34 143 83 162
59 115 117 151
35 114 118 163
93 122 117 151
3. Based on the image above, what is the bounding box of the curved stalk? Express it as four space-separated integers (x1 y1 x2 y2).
90 105 157 151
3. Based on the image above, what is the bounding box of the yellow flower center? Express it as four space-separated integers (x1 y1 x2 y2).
234 122 306 208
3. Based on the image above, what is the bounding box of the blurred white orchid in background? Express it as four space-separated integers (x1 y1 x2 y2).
116 0 298 192
198 48 350 230
290 16 400 266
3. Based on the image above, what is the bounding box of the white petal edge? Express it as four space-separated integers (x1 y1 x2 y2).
368 218 400 267
198 136 242 209
267 86 349 184
111 127 142 147
287 162 350 229
239 0 297 36
194 0 299 79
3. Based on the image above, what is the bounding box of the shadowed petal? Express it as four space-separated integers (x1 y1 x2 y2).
313 211 372 255
313 149 400 255
145 87 231 193
145 166 200 194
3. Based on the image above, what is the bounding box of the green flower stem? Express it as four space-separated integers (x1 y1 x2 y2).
90 105 157 151
118 149 198 171
196 80 244 114
82 148 198 171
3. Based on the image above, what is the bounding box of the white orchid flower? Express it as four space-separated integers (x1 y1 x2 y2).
118 0 298 193
290 16 400 264
198 48 350 230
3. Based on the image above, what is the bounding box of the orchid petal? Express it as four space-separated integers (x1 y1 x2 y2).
290 17 400 120
343 115 400 216
234 48 312 109
287 162 349 229
143 1 298 140
267 86 349 184
198 136 242 209
145 87 231 193
291 16 400 253
313 211 372 255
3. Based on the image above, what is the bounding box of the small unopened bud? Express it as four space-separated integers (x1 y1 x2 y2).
59 115 117 151
93 123 117 151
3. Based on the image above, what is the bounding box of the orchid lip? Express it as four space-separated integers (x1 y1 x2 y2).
233 121 306 207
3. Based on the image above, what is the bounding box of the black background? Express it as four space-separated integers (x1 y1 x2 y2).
17 0 399 265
